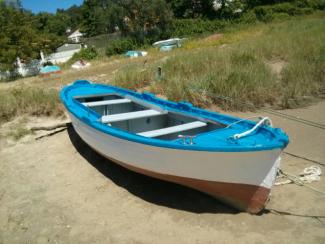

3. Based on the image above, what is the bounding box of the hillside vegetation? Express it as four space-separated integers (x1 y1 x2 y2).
0 86 64 123
114 13 325 110
1 0 325 70
0 13 324 125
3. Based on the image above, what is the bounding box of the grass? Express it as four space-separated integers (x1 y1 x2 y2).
6 124 32 140
0 13 324 127
114 13 325 110
0 86 64 124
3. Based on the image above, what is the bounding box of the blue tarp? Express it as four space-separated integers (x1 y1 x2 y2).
40 65 61 74
125 51 146 57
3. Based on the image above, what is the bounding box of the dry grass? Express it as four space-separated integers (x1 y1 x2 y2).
0 14 324 126
0 87 65 124
6 124 31 140
114 14 325 110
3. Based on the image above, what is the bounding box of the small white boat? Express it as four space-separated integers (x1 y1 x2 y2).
153 38 183 48
61 80 289 213
71 60 91 69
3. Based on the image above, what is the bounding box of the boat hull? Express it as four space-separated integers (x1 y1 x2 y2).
68 112 281 213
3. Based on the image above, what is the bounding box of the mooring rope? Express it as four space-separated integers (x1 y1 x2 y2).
266 208 325 219
188 88 325 130
283 151 325 167
276 168 325 195
187 87 325 167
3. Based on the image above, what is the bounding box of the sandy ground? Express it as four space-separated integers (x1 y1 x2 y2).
0 101 325 243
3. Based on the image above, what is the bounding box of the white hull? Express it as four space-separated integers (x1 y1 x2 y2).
68 112 282 212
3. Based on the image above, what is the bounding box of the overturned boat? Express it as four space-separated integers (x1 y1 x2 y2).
60 80 289 213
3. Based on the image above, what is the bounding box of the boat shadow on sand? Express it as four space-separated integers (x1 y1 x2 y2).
67 124 238 214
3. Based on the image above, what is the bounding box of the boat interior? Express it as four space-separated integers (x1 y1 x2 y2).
75 93 226 140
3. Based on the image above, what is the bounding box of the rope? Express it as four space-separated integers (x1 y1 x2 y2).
283 151 325 167
226 116 263 128
261 108 325 130
188 87 325 130
266 208 325 219
186 88 325 194
275 167 325 195
232 117 272 139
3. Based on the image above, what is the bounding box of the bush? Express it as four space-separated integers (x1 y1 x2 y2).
239 10 258 24
69 46 98 64
253 2 318 22
254 6 274 22
317 0 325 10
169 19 227 37
295 0 325 9
105 38 137 56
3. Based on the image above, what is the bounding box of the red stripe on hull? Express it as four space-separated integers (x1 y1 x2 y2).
89 146 270 214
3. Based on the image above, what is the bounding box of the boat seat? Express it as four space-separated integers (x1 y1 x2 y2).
101 109 166 123
82 98 131 107
137 121 207 138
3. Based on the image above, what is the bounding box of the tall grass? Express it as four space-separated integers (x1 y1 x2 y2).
114 15 325 110
0 87 64 124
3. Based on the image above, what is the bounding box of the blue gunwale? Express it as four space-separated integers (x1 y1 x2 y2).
60 80 289 152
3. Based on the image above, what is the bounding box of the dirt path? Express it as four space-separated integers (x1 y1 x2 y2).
0 102 325 244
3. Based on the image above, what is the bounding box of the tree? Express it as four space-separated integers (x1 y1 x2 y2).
0 3 63 71
115 0 173 43
60 5 84 30
81 0 173 43
166 0 216 19
213 0 246 19
81 0 111 36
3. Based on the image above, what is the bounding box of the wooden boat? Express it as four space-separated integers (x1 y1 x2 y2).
152 38 183 47
60 80 289 213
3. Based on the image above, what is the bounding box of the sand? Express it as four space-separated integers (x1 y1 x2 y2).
0 101 324 244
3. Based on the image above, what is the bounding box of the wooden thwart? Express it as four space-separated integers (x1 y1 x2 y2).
138 121 207 138
101 109 166 123
82 98 131 107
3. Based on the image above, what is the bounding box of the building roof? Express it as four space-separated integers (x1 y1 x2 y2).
68 29 84 38
56 43 82 53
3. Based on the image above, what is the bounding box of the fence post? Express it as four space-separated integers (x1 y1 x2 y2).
156 66 162 81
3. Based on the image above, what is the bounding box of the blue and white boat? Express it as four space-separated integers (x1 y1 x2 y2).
60 80 289 213
153 38 185 51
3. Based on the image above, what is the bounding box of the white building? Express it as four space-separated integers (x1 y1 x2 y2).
47 43 82 64
68 29 84 43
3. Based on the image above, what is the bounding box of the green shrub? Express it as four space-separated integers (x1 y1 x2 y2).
239 10 258 24
105 38 137 56
169 19 227 37
272 12 291 20
295 0 324 9
272 3 302 16
69 46 98 63
253 2 318 22
318 0 325 10
254 6 274 22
